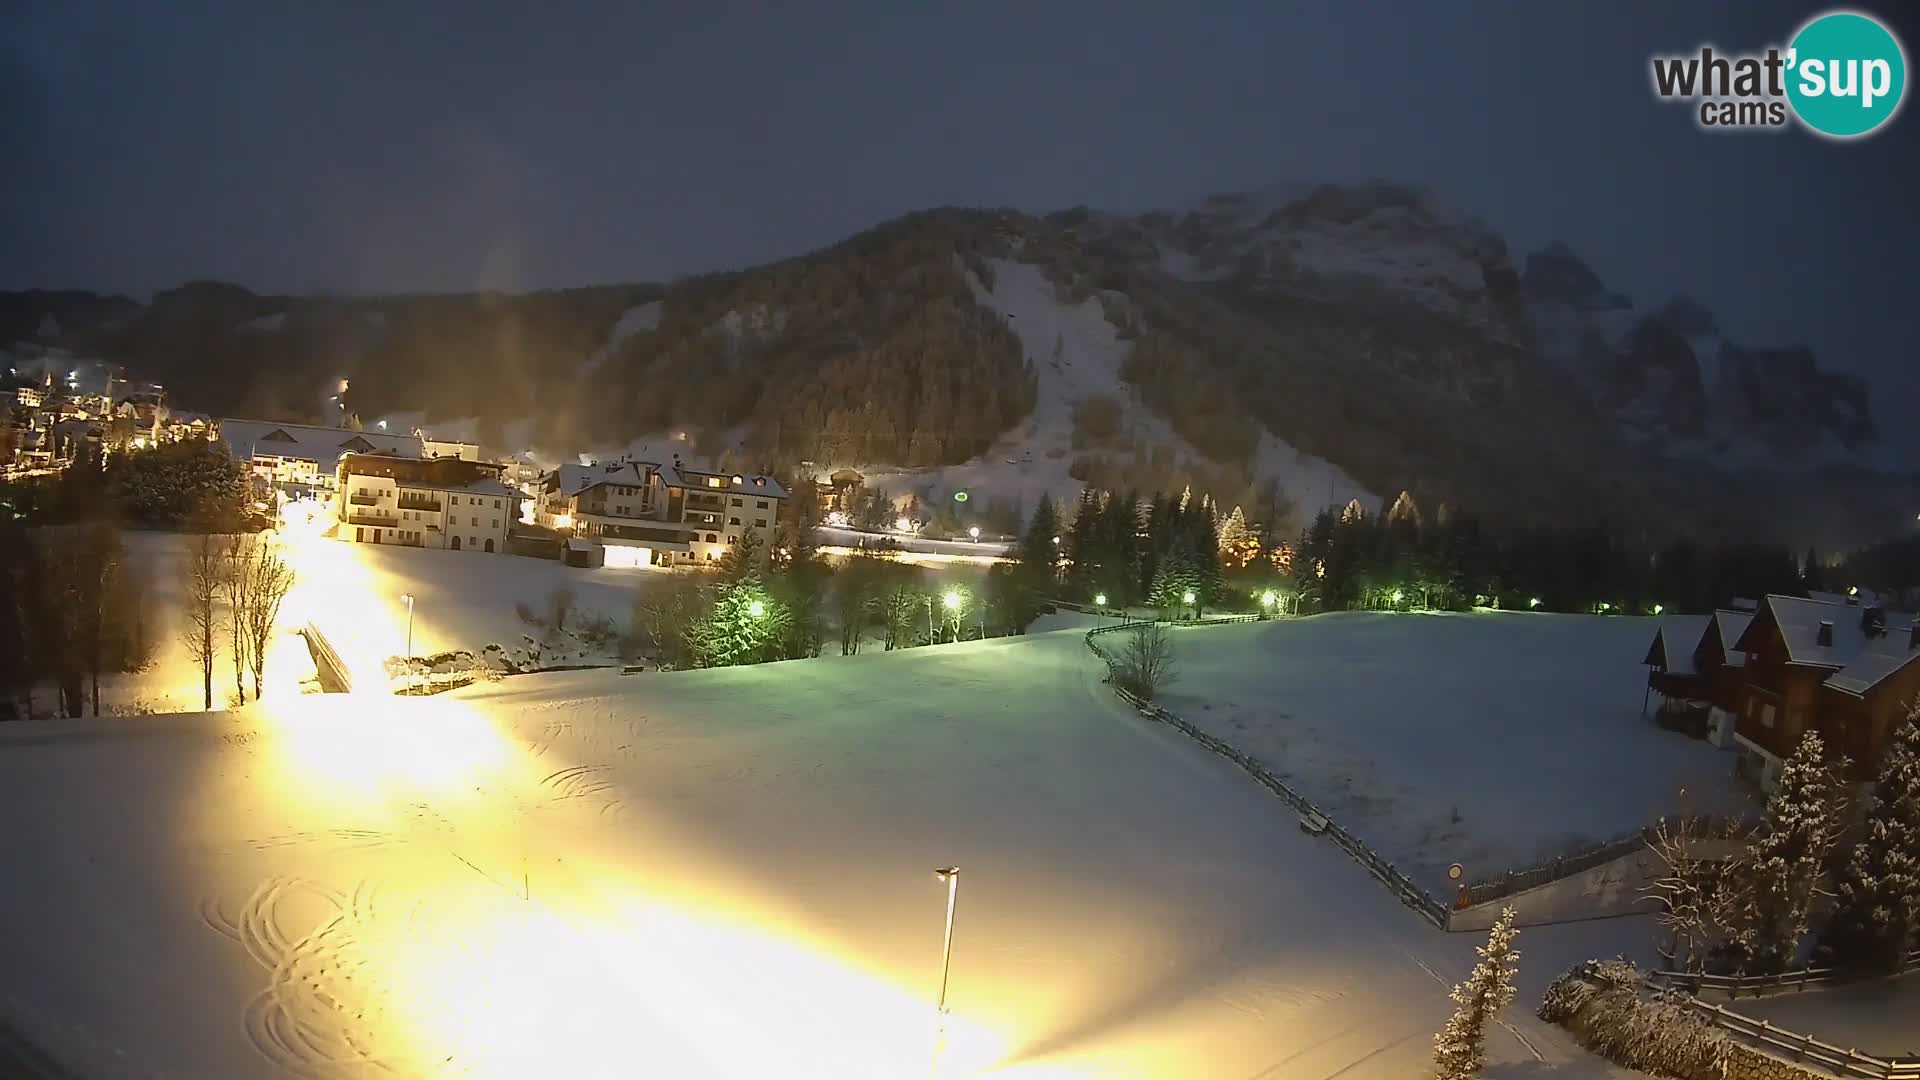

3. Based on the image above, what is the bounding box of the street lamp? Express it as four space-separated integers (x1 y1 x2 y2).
1653 603 1664 615
747 598 766 618
1391 588 1404 605
967 526 979 540
1528 597 1542 609
400 593 415 690
1260 589 1278 618
943 589 962 611
932 865 960 1016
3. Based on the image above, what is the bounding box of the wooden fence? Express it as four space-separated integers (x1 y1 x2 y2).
1456 813 1749 910
1672 996 1920 1079
1651 949 1920 998
1082 621 1451 928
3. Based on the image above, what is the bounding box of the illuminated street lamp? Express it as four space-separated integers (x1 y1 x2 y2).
1528 597 1542 609
1653 604 1664 615
967 525 980 540
1391 589 1404 605
943 589 962 611
747 598 766 618
1260 589 1278 618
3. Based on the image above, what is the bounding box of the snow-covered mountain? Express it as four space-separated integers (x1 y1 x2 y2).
1059 184 1876 469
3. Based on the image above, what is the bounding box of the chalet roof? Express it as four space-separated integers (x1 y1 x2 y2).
1825 639 1920 697
1643 616 1708 674
1712 609 1753 667
1741 594 1914 671
218 418 423 464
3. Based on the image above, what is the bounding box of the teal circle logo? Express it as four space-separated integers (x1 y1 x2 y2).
1786 11 1907 138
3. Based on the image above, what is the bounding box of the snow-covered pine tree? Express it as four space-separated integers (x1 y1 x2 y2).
1736 730 1848 974
1820 707 1920 972
692 580 789 668
1433 906 1520 1079
1147 535 1199 615
716 526 765 582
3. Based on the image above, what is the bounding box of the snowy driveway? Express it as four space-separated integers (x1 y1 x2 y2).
0 629 1648 1078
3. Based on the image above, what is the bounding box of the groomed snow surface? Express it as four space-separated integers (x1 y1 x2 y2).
1157 612 1757 893
0 626 1655 1079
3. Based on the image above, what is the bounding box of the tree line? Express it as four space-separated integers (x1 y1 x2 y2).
1 436 251 531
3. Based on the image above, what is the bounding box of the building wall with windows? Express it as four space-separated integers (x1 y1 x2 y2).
334 454 519 554
538 458 787 568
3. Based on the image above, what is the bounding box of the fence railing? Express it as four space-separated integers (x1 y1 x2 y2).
1651 949 1920 998
1082 621 1451 929
1455 813 1750 910
1671 996 1920 1079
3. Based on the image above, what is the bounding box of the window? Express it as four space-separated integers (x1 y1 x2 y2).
729 516 741 526
730 497 742 506
756 500 768 509
471 516 479 526
1761 704 1776 728
754 518 767 528
705 533 717 543
494 499 501 508
491 519 499 528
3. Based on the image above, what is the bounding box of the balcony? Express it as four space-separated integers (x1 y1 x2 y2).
347 511 397 527
349 492 382 506
397 495 441 512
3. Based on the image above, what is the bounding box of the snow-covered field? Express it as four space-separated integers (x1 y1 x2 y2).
1156 612 1757 893
0 627 1651 1078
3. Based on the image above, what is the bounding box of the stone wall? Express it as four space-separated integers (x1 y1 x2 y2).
1725 1044 1825 1080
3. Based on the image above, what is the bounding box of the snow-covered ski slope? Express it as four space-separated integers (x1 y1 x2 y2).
860 257 1374 516
0 627 1650 1078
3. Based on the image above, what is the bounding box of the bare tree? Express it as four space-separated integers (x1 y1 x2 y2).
1113 623 1176 699
221 534 257 705
632 573 708 668
1644 815 1744 972
242 540 295 699
76 518 126 717
181 530 222 711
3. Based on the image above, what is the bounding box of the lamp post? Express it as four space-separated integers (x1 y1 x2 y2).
1094 592 1108 623
1260 590 1277 620
943 588 962 642
400 593 415 691
930 863 960 1079
967 525 979 541
1182 589 1195 622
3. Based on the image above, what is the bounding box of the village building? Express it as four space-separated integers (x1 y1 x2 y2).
332 452 520 553
1646 593 1920 791
217 418 425 500
537 454 787 568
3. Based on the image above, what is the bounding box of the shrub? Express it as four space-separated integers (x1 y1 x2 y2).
1112 623 1176 699
1539 960 1730 1079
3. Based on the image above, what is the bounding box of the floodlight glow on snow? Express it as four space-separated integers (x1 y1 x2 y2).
748 599 767 618
943 589 962 611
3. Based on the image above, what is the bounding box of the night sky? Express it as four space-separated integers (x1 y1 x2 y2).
3 2 1914 442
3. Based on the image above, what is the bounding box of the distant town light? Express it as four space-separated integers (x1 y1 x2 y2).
1051 535 1060 546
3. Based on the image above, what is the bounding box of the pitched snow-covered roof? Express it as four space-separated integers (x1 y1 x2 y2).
553 461 655 497
1712 609 1753 667
1825 638 1920 697
1749 594 1907 670
218 419 423 464
451 477 523 499
662 463 788 499
1643 617 1706 674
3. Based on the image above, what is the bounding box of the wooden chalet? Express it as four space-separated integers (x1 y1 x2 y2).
1643 594 1918 790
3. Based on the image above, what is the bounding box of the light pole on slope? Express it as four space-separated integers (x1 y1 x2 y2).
930 865 960 1079
400 593 415 690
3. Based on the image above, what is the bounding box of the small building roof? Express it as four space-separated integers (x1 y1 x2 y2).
662 462 788 499
553 460 656 497
1743 594 1914 671
1643 616 1708 674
